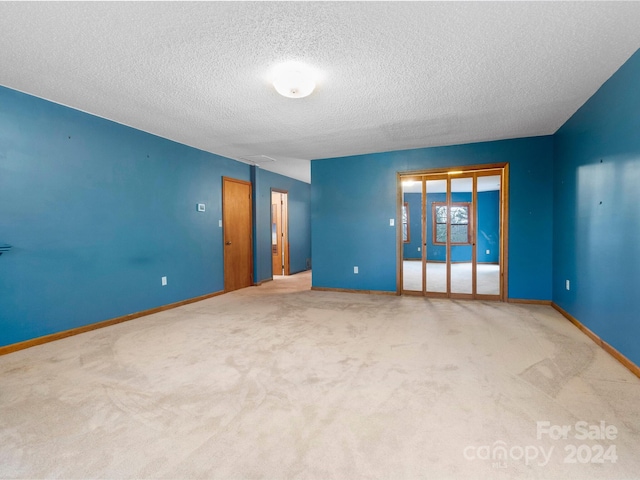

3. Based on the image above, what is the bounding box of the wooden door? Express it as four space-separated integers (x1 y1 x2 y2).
223 177 253 292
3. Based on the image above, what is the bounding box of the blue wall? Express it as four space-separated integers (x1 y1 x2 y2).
553 49 640 366
253 168 311 284
0 86 310 347
312 136 554 298
402 193 422 260
477 190 500 263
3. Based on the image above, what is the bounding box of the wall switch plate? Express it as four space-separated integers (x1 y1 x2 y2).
354 266 359 274
486 249 490 255
197 203 205 212
218 220 222 227
565 280 570 290
418 247 421 251
389 219 395 226
162 276 167 286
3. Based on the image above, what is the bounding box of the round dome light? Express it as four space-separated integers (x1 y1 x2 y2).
271 62 317 99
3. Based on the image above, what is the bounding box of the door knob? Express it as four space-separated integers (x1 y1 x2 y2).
225 241 232 245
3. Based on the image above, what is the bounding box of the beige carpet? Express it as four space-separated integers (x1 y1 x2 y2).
403 261 500 295
1 271 639 479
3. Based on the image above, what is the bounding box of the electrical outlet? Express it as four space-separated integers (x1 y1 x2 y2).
354 266 359 274
162 276 167 286
565 280 570 291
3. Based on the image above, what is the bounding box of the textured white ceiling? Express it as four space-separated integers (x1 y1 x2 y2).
1 2 639 184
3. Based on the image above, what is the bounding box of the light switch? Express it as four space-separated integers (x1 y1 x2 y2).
197 203 205 212
390 219 395 226
218 220 222 227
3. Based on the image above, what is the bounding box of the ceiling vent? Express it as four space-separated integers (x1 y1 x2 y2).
240 155 277 166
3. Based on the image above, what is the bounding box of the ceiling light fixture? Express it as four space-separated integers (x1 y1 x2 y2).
270 61 317 99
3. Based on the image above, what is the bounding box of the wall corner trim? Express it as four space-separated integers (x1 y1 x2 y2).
552 303 640 379
0 290 225 356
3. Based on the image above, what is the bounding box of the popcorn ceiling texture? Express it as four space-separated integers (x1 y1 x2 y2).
0 2 639 182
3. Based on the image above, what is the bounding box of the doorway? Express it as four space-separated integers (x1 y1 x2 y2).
398 163 508 300
223 177 253 292
271 189 289 275
271 190 290 276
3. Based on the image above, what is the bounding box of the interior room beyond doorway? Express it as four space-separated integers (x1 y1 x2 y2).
398 164 508 300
